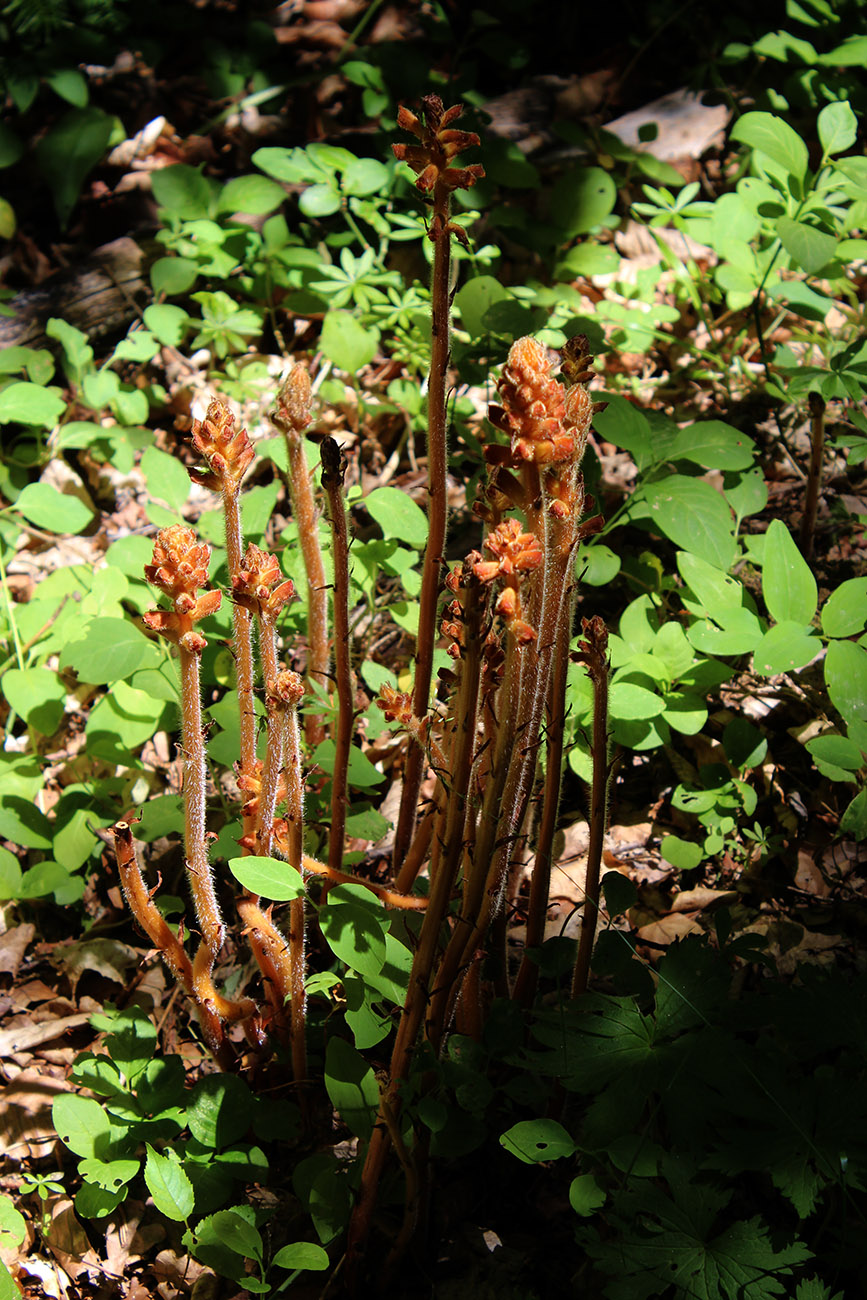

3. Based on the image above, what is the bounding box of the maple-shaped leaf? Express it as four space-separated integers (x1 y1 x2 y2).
582 1160 811 1300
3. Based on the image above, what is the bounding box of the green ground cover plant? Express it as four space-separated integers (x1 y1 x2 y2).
3 5 867 1295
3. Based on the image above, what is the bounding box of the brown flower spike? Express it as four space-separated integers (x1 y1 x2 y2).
474 519 543 644
143 525 221 649
233 543 296 623
189 398 255 492
392 95 484 243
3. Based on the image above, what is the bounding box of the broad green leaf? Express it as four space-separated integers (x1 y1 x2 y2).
324 1037 379 1140
46 69 88 107
227 856 306 901
569 1174 606 1218
642 476 736 570
669 421 755 471
13 482 93 534
777 217 837 274
141 445 191 510
825 640 867 726
677 552 742 614
766 277 832 320
53 1094 112 1159
35 108 114 226
151 165 214 218
150 257 199 296
762 520 817 624
551 166 617 236
601 871 637 915
818 101 857 156
822 577 867 638
320 310 378 372
54 807 100 870
0 848 23 900
577 542 620 585
841 789 867 838
77 1157 140 1191
686 608 764 655
593 396 653 468
0 797 52 848
0 382 66 428
500 1118 576 1164
342 157 389 196
724 468 768 522
272 1241 330 1271
252 146 320 183
144 1145 194 1221
806 734 864 771
731 111 809 182
0 122 23 168
454 275 510 336
112 330 160 363
61 618 161 682
19 860 77 900
0 1195 26 1249
187 1074 253 1148
662 690 708 734
85 681 165 759
2 667 66 734
753 622 818 675
365 486 428 548
218 174 286 215
319 887 388 977
609 681 665 720
299 182 341 217
143 304 191 347
660 835 703 870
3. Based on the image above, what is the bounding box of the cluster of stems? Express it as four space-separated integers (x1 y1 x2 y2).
112 95 612 1284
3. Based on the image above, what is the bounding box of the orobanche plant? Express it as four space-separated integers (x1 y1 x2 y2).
107 97 611 1279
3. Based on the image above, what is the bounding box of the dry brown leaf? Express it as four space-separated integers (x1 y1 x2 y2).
636 913 704 945
0 1013 91 1057
0 1068 73 1161
795 849 831 897
0 926 35 977
18 1256 69 1299
50 938 138 993
669 886 737 913
46 1200 103 1283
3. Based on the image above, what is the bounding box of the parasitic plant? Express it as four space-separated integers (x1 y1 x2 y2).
111 96 611 1289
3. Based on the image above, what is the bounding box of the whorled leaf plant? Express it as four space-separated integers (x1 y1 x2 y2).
110 95 612 1285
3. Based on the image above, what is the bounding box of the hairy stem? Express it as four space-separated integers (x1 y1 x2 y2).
223 484 257 840
321 437 353 871
571 619 611 999
800 390 826 562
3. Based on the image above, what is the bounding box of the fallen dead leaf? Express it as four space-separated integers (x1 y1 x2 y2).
0 1013 91 1057
636 912 704 945
795 849 831 897
0 1068 73 1162
18 1255 69 1299
50 938 139 993
669 886 738 913
0 926 36 977
46 1199 103 1284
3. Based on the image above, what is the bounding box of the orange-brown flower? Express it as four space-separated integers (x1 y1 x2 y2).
273 365 312 435
392 96 484 226
143 526 222 649
377 684 414 725
189 398 254 492
233 543 296 623
488 337 577 465
473 519 542 644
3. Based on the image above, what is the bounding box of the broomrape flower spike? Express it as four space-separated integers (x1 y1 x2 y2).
393 96 485 238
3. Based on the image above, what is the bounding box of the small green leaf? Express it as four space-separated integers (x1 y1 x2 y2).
818 100 857 156
150 257 199 296
365 486 428 548
0 382 66 428
187 1074 253 1148
822 578 867 638
642 476 736 570
77 1157 139 1191
454 275 510 336
777 217 837 275
324 1037 380 1140
0 1195 27 1249
299 182 341 217
320 892 388 978
660 835 703 870
144 1145 194 1222
825 640 867 727
35 108 114 226
0 847 23 900
500 1119 576 1164
2 667 66 734
62 618 161 683
342 157 389 196
753 621 818 675
320 310 378 372
218 174 286 215
731 111 809 181
143 304 191 347
227 856 306 901
551 166 617 236
569 1174 606 1217
762 520 817 624
151 165 215 218
806 734 864 771
141 445 191 510
669 421 755 471
52 1094 112 1159
841 790 867 839
46 69 89 107
601 871 637 915
272 1241 330 1271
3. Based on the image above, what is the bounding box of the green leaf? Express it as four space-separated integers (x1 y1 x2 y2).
677 552 742 614
762 520 817 624
35 108 114 226
818 101 857 156
187 1074 253 1148
551 167 617 236
53 1094 112 1159
822 577 867 638
825 640 867 726
841 789 867 838
77 1157 139 1191
731 111 809 182
806 734 864 771
324 1037 380 1140
365 486 428 548
0 848 23 901
777 217 837 274
0 797 52 849
2 667 66 734
144 1145 194 1222
669 420 756 470
592 396 653 468
150 257 199 296
227 855 306 901
753 621 819 674
13 482 93 534
500 1118 576 1164
272 1241 330 1271
46 69 89 107
454 275 510 336
218 174 286 215
601 871 637 915
0 122 24 168
0 382 66 428
660 835 703 870
319 886 388 977
576 543 621 585
320 310 378 372
569 1174 606 1218
54 807 100 870
151 165 214 218
85 680 165 759
0 1195 26 1250
342 157 389 196
299 182 341 217
642 476 736 570
62 617 161 684
143 304 191 347
141 445 191 510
